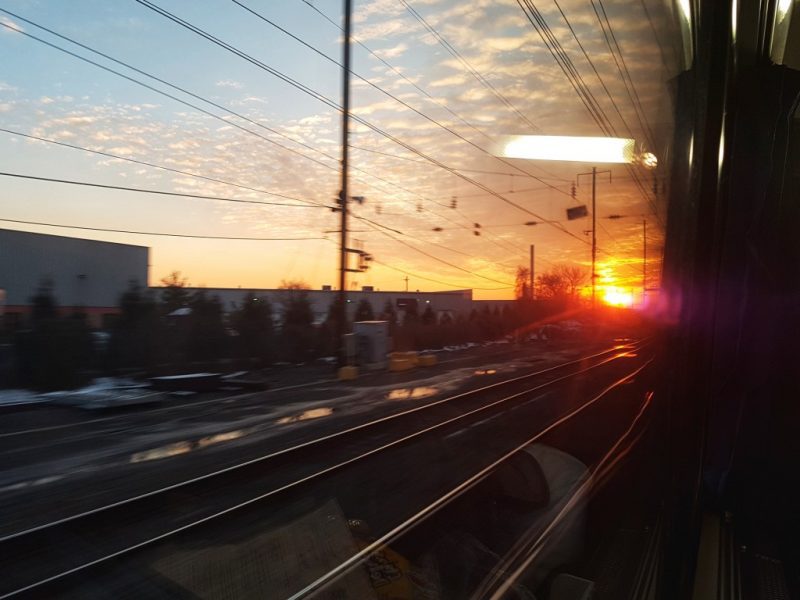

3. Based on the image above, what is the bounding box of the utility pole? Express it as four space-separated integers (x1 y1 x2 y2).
577 168 611 309
642 218 647 306
529 244 535 300
403 276 409 292
336 0 352 368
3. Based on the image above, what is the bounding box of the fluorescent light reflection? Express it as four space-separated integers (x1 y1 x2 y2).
500 135 635 164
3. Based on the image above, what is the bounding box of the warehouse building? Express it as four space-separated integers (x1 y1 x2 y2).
1 229 503 331
163 286 475 325
0 229 149 330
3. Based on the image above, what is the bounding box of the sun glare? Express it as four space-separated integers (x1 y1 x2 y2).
603 287 634 308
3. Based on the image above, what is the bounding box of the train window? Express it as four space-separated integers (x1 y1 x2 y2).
4 1 798 599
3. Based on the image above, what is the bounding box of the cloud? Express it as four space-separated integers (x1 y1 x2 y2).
376 42 409 59
0 16 24 33
215 80 243 89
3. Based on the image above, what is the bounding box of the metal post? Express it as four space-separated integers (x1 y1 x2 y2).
337 0 352 368
529 244 535 300
591 167 597 309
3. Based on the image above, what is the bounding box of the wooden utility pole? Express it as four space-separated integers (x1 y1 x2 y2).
336 0 352 367
529 244 535 299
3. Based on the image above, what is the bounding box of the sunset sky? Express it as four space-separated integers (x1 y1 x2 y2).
0 0 679 300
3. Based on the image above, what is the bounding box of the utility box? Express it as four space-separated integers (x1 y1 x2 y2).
353 320 390 370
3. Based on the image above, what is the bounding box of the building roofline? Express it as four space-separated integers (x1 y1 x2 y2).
0 228 149 251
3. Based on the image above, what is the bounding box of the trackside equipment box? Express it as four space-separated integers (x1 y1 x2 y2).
353 320 390 370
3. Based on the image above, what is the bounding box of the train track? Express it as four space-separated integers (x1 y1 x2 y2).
0 340 646 598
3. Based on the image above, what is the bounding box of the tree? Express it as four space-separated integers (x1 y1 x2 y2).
354 298 374 321
554 264 589 297
515 266 531 300
536 264 589 301
186 290 227 362
279 279 311 290
30 280 57 321
109 280 161 369
232 293 274 366
380 300 397 328
280 288 315 362
160 271 190 314
15 283 92 390
421 304 436 325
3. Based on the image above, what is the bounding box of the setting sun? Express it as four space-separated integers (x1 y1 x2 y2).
602 287 634 308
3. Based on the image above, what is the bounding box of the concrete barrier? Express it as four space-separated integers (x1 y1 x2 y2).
389 358 414 372
418 354 437 367
338 366 359 381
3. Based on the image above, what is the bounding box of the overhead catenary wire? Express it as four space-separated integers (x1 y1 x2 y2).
359 220 515 287
3 7 648 282
0 171 330 209
0 10 548 261
231 0 572 199
514 0 664 227
0 9 458 219
128 1 592 248
372 259 512 291
398 0 541 134
591 0 657 149
0 218 327 241
297 0 569 185
0 128 326 207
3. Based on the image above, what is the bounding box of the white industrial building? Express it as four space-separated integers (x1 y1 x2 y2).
163 286 476 325
0 229 149 329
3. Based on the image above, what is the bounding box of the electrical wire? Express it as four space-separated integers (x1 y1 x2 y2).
298 0 568 184
399 0 540 134
0 10 556 259
0 218 327 241
129 1 589 247
0 171 329 209
0 127 325 207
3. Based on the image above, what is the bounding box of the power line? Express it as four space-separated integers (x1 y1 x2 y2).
348 144 570 183
373 259 512 291
399 0 540 134
0 9 450 218
548 0 663 225
320 237 512 290
0 128 326 207
514 1 663 227
298 0 567 184
231 0 572 199
551 0 635 140
360 221 515 286
0 14 336 176
0 171 330 209
0 218 327 241
590 0 656 149
129 1 589 248
0 13 498 254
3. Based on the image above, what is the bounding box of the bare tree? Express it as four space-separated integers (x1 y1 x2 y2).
535 264 588 301
553 264 589 297
515 266 531 300
279 280 311 290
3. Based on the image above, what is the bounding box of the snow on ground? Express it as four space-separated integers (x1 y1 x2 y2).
0 390 46 407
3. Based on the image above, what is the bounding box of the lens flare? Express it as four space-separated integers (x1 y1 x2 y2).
602 287 634 308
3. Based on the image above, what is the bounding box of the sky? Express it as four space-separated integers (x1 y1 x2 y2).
0 0 683 300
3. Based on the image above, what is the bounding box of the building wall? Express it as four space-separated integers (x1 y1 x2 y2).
153 287 474 324
0 229 149 324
